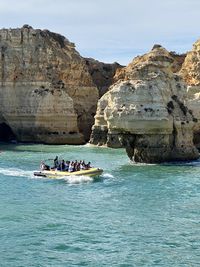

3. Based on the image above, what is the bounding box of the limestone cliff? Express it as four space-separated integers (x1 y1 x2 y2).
90 46 198 163
180 39 200 86
0 25 99 144
180 39 200 148
85 58 123 97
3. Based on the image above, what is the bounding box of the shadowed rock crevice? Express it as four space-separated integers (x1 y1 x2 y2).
0 122 16 142
85 58 123 97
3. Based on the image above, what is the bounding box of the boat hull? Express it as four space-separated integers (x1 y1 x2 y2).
34 168 103 178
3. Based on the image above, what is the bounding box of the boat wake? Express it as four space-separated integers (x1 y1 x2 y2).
0 167 108 184
60 175 94 184
102 173 114 179
0 167 33 178
33 174 95 184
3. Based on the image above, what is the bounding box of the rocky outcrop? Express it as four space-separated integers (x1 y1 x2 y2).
169 51 186 73
90 46 199 163
180 39 200 149
0 25 99 144
85 58 123 97
180 40 200 86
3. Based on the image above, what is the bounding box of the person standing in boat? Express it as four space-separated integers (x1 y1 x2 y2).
54 156 59 169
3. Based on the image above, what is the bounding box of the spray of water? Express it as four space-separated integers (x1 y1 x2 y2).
102 173 114 178
0 167 33 178
62 175 94 184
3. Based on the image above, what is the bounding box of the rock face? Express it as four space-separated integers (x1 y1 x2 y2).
180 39 200 148
90 46 199 163
180 39 200 86
0 25 99 144
169 51 186 73
85 58 123 97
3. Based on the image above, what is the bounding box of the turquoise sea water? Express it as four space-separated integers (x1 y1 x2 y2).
0 143 199 267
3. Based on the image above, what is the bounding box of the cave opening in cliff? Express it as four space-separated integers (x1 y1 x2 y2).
0 123 16 142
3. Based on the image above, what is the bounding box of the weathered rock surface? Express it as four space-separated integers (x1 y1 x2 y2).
90 46 199 163
0 25 99 144
180 40 200 86
85 58 123 97
180 39 200 148
169 51 186 73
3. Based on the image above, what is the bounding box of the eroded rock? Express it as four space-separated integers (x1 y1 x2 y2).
180 39 200 149
0 26 98 144
90 46 199 163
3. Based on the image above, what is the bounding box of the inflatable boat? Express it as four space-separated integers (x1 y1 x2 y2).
34 167 103 179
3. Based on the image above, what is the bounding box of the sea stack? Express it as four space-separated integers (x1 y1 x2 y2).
0 25 98 144
90 45 199 163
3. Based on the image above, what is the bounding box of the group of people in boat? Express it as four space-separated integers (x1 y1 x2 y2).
40 156 91 172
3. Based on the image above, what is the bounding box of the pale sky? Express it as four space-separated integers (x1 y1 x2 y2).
0 0 199 65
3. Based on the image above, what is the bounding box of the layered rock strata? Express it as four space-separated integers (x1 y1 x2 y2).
180 40 200 86
180 39 200 148
90 46 199 163
0 25 98 144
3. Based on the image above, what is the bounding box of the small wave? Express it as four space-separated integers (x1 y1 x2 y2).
0 167 33 178
102 173 114 178
130 158 200 167
130 161 157 166
160 160 200 167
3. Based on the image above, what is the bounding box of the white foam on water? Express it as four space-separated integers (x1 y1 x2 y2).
0 167 106 184
130 161 157 166
0 167 33 178
60 175 94 184
102 173 114 178
30 174 94 184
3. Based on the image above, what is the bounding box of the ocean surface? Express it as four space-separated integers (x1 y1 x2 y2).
0 143 199 267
